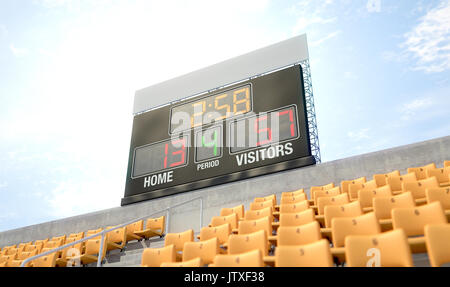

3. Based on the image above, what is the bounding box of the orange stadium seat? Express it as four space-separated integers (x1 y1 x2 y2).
164 229 194 261
277 221 322 246
345 229 413 267
134 216 165 239
31 251 57 267
199 223 231 247
373 170 400 187
228 230 268 256
373 192 415 225
244 207 273 223
426 187 450 217
424 223 450 267
407 163 437 180
280 193 307 204
317 193 349 215
238 216 272 237
348 180 377 201
279 209 315 227
182 237 220 265
220 205 245 221
249 200 274 211
403 176 440 204
313 187 341 206
66 237 107 266
57 237 83 267
426 168 450 185
324 201 363 228
105 226 127 251
341 177 366 194
125 220 144 243
387 172 417 194
275 239 334 267
278 201 310 214
212 249 264 267
281 188 305 198
254 194 277 206
358 185 393 211
141 245 176 267
210 213 238 230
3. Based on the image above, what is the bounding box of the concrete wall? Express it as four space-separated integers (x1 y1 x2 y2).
1 135 449 247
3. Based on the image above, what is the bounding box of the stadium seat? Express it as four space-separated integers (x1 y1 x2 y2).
212 249 264 267
105 226 127 251
244 206 273 223
392 202 447 253
317 193 349 215
23 244 42 255
249 200 274 211
68 232 84 239
345 229 413 267
57 237 83 267
84 229 103 241
160 257 203 267
279 209 315 227
254 194 277 206
403 176 440 204
220 204 245 221
407 163 437 180
141 245 176 267
164 229 194 261
0 254 17 267
310 183 335 196
348 180 377 201
426 187 450 218
281 188 305 198
134 216 165 239
373 170 400 187
387 172 417 194
341 177 366 194
278 201 310 213
238 216 272 238
199 223 231 246
228 230 268 256
277 221 321 246
210 213 238 230
313 187 341 206
279 193 307 205
424 223 450 267
125 220 143 243
66 237 107 266
358 185 393 210
274 239 334 267
182 237 220 265
31 251 57 267
426 168 450 186
373 192 415 226
324 200 363 228
10 249 38 267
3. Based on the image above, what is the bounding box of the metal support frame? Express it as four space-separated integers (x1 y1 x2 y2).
21 197 204 267
300 59 321 163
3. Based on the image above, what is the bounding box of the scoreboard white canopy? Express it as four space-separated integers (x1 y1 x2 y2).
133 34 309 115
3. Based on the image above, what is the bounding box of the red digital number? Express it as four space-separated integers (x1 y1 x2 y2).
278 109 295 137
164 138 186 169
254 115 272 146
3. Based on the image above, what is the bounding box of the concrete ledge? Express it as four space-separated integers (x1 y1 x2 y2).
0 135 449 247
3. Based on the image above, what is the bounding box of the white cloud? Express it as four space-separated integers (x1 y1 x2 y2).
9 43 29 57
310 30 341 47
399 97 434 120
401 0 450 73
347 128 370 141
367 0 381 13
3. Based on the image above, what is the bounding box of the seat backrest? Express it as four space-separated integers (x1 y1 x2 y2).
392 202 447 237
146 216 166 235
373 192 415 220
407 163 437 180
277 221 322 246
210 213 238 229
249 200 274 211
164 229 194 252
213 249 264 267
182 237 219 264
387 172 417 193
373 170 400 187
279 209 315 227
254 194 277 206
358 185 393 209
313 187 341 205
160 257 203 267
349 180 377 200
310 183 335 200
220 204 245 220
426 168 450 184
17 249 38 260
345 229 413 267
426 187 450 209
324 201 363 228
317 193 349 215
244 206 273 222
280 193 307 204
61 237 83 260
106 226 126 244
403 176 439 199
331 212 381 248
275 239 334 267
281 188 304 198
279 201 309 214
126 220 144 237
199 223 231 245
424 223 450 267
341 177 366 194
84 237 107 259
85 228 103 240
228 230 268 256
141 245 176 267
238 216 272 236
32 252 57 267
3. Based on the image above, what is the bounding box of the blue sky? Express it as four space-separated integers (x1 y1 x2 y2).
0 0 449 232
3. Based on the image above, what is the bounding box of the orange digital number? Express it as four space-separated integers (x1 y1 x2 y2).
233 87 250 115
191 101 205 128
214 93 230 121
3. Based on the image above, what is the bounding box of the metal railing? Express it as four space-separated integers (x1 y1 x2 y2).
21 196 204 267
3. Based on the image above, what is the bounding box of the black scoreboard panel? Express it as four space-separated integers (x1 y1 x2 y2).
121 65 316 206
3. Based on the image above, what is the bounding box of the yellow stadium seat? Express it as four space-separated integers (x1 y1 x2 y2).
324 201 363 228
199 223 231 246
279 193 307 204
161 257 203 267
141 245 176 267
249 200 274 211
426 187 450 213
210 213 238 230
57 237 83 267
424 223 450 267
403 176 440 204
182 237 220 265
212 249 264 267
32 251 57 267
387 172 417 194
426 168 450 185
348 180 377 201
358 185 393 210
0 254 17 267
228 230 268 256
244 206 273 223
345 229 413 267
165 229 194 261
105 226 127 251
66 237 107 266
407 163 437 180
125 220 144 243
238 216 272 237
279 209 315 227
134 216 165 239
341 177 366 194
281 188 305 198
392 202 447 253
277 221 322 246
310 183 335 197
317 193 349 215
373 170 400 187
254 194 277 206
220 204 245 221
275 239 334 267
331 212 381 248
278 201 309 214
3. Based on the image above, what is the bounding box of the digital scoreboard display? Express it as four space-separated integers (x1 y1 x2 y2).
122 65 315 205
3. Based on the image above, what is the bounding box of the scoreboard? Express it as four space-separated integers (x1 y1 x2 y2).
121 64 316 206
